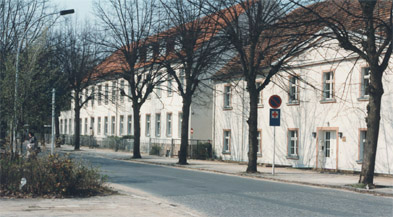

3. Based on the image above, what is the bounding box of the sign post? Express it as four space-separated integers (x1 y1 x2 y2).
268 95 282 175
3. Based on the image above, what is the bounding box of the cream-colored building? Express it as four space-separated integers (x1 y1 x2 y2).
213 38 393 174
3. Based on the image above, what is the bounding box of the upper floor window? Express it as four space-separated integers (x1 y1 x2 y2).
105 84 109 105
223 85 232 109
360 67 370 99
167 78 173 96
288 76 299 104
91 86 95 106
322 71 335 101
112 81 116 103
256 82 263 107
98 85 102 105
120 80 125 102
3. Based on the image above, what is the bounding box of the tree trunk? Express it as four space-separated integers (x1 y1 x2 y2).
74 94 81 150
179 96 192 165
132 102 142 158
359 66 383 185
246 85 259 173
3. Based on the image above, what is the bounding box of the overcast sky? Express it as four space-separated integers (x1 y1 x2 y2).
51 0 96 23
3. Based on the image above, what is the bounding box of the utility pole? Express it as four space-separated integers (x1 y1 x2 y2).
51 88 55 155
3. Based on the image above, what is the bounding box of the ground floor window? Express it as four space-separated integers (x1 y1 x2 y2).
359 129 367 162
223 130 231 153
287 129 299 158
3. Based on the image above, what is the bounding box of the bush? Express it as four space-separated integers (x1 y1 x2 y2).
0 154 109 198
149 145 161 156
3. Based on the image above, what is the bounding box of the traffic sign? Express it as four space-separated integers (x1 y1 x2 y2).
269 95 282 109
269 109 280 126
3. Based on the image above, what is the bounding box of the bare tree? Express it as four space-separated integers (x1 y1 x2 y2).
95 0 166 158
54 24 102 151
158 0 230 164
292 0 392 186
204 0 316 172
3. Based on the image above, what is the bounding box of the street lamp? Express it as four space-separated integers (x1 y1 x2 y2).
12 9 74 156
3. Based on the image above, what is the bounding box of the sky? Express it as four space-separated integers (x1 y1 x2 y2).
50 0 96 23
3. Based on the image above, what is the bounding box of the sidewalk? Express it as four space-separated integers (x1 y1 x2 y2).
61 145 393 197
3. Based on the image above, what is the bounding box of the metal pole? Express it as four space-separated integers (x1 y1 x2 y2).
272 126 276 175
51 88 55 155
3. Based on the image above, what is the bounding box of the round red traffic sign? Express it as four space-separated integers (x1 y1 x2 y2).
269 95 282 108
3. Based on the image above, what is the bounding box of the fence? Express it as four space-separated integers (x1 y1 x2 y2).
62 135 211 159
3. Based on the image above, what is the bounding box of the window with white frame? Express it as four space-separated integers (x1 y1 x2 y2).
90 117 94 135
112 81 116 103
155 113 161 137
360 67 370 99
97 117 101 135
223 130 231 153
65 119 67 135
91 86 95 106
166 113 172 137
119 115 124 136
84 118 88 135
111 116 115 135
178 112 183 138
167 78 172 96
322 71 334 101
120 80 125 102
69 119 72 134
104 117 108 135
127 115 132 135
105 84 109 105
223 85 231 108
98 85 102 105
289 76 299 104
359 130 367 162
145 114 151 137
288 129 299 157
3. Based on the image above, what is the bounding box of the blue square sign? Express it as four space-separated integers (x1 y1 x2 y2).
269 109 280 126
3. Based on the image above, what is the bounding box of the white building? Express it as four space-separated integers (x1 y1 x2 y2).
213 38 393 174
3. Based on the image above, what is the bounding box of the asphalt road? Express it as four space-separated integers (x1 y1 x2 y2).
73 153 393 217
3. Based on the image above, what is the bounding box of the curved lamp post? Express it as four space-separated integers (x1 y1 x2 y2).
12 9 74 156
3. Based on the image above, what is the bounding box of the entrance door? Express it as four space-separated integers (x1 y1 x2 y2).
318 131 336 169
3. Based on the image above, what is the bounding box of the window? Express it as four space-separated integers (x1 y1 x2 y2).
98 85 102 105
60 119 63 134
111 116 116 135
167 78 173 96
84 118 88 135
359 129 367 162
85 89 88 107
223 85 232 109
288 76 299 104
120 80 125 102
178 112 183 138
257 130 262 155
360 67 370 99
69 119 72 134
127 115 132 135
104 117 108 135
105 84 109 105
80 119 82 134
322 71 334 101
91 86 95 106
287 129 299 158
179 68 185 88
156 84 161 98
166 113 172 137
256 82 263 107
97 117 101 135
119 115 124 136
145 114 151 137
90 117 94 135
223 130 231 153
64 119 67 135
325 131 331 157
112 81 116 103
127 85 131 102
155 113 161 137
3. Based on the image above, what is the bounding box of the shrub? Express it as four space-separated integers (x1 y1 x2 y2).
149 145 161 156
0 154 110 198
